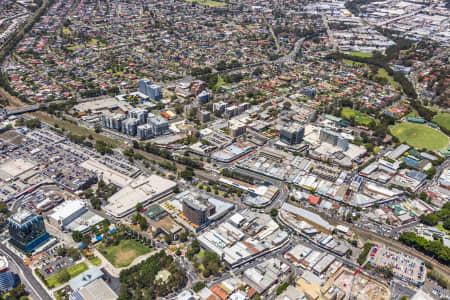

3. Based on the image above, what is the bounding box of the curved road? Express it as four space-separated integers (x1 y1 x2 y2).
0 244 52 300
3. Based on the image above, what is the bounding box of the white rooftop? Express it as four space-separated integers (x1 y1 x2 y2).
49 200 86 222
104 175 176 218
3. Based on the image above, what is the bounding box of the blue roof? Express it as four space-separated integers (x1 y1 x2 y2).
402 157 420 167
0 271 15 292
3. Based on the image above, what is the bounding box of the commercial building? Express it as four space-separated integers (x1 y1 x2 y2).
197 110 210 123
213 101 228 113
0 256 7 273
0 270 15 293
228 119 246 137
48 200 88 229
280 123 304 145
138 78 153 96
101 113 126 131
386 144 410 161
300 86 317 98
121 118 139 136
137 124 153 140
138 78 162 101
148 115 169 136
280 203 334 234
197 90 211 104
0 255 16 293
182 197 216 226
103 175 176 219
148 84 162 101
128 108 148 125
243 258 290 294
7 209 51 253
319 128 348 151
69 278 118 300
224 106 239 119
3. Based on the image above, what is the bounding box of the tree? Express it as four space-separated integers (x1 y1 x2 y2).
57 269 70 283
180 230 188 242
72 231 83 242
136 203 144 212
164 234 172 244
180 166 194 180
81 234 91 246
443 219 450 231
192 281 206 292
94 123 102 133
270 208 278 217
420 214 439 226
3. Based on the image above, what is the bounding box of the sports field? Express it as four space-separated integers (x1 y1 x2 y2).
100 239 151 268
433 113 450 132
341 108 376 126
390 123 449 151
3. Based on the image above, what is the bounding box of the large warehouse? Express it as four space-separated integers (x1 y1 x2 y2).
103 175 176 219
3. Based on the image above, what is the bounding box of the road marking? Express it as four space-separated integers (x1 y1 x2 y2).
0 248 45 300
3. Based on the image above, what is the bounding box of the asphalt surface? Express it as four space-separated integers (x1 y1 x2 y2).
0 244 52 300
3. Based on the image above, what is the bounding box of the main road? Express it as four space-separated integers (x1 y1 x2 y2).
0 244 52 300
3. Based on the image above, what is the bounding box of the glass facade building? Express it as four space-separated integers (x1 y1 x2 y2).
7 210 50 253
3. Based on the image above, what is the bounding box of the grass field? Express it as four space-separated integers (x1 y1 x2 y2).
100 240 151 268
349 51 373 58
433 113 450 132
89 257 102 266
341 108 376 126
185 0 227 6
213 75 226 90
376 68 400 89
342 59 368 69
390 123 449 151
436 223 450 235
46 262 89 288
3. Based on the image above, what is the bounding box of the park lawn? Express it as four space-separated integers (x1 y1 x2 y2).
67 45 80 51
433 113 450 132
436 223 450 235
376 68 400 89
89 257 102 266
390 123 449 151
185 0 227 6
406 108 419 118
46 262 89 288
341 108 376 126
349 51 373 58
100 239 151 268
197 250 205 260
213 75 227 90
342 59 368 69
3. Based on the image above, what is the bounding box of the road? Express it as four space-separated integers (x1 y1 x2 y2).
0 244 52 300
322 15 337 52
275 37 305 65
